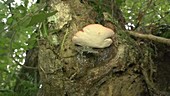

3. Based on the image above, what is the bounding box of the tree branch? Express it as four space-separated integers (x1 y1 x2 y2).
128 31 170 45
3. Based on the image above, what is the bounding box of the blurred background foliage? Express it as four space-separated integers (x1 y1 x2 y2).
0 0 38 95
0 0 55 95
0 0 170 95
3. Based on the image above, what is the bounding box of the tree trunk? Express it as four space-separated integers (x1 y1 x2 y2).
35 0 162 96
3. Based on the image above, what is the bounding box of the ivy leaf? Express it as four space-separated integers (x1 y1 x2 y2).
27 11 57 27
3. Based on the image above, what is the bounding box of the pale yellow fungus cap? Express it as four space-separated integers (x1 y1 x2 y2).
72 24 115 48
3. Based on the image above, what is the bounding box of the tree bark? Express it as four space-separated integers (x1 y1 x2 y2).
36 0 155 96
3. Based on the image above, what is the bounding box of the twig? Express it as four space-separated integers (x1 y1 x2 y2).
11 56 37 70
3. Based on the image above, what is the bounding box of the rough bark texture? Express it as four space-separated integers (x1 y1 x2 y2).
154 45 170 95
11 0 170 96
36 0 151 96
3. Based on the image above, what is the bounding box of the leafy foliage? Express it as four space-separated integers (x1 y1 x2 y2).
121 0 170 34
0 0 56 95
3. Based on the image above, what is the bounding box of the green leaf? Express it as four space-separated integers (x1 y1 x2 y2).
18 16 32 28
0 2 7 9
6 17 13 25
116 0 125 6
0 22 5 30
27 11 57 27
46 11 58 17
17 5 27 15
0 14 6 19
27 33 37 49
24 0 29 8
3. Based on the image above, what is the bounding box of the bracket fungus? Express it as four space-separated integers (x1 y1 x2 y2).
72 24 115 48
